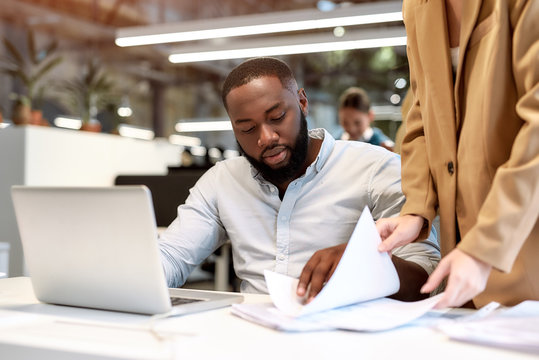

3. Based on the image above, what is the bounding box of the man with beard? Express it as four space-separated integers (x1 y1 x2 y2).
159 57 440 301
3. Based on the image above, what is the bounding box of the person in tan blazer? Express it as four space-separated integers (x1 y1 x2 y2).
377 0 539 308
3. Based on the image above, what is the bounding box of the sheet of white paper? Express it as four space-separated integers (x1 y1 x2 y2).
437 300 539 353
496 300 539 318
313 294 443 331
231 303 335 332
264 270 305 316
232 294 443 332
265 207 399 317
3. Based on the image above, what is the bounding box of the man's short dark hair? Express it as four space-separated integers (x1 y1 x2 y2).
339 87 371 113
222 57 296 110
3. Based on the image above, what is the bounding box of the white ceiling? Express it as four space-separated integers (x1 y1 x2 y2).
0 0 394 79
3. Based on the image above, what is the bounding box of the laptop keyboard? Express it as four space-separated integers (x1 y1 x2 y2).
170 297 204 306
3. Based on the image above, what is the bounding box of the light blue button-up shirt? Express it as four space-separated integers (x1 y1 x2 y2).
159 129 440 293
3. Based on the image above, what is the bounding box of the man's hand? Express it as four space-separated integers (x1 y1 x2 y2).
421 248 492 308
377 215 424 252
296 243 347 303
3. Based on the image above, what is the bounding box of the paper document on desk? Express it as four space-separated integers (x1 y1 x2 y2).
232 207 442 331
438 300 539 353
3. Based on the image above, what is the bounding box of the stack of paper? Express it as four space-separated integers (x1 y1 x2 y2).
232 207 442 331
438 301 539 354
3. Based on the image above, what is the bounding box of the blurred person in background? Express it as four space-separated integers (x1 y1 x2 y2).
338 87 395 152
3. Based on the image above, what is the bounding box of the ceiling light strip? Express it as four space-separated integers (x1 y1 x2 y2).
117 13 402 47
175 121 233 132
117 124 155 140
54 116 82 130
169 134 202 146
169 36 406 64
116 1 402 47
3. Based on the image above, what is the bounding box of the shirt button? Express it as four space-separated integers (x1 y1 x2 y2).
277 254 286 261
270 187 275 192
447 161 455 175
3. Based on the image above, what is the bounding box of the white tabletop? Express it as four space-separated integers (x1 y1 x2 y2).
0 277 535 360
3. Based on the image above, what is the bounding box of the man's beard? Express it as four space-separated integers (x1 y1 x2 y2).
238 110 309 186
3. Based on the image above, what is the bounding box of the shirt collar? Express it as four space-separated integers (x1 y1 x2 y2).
309 128 333 173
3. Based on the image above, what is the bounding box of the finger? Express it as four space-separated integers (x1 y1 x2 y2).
434 291 463 309
375 219 394 240
433 273 466 309
420 259 450 294
325 247 345 283
297 257 319 297
377 232 406 253
434 263 486 309
306 263 332 300
326 262 339 282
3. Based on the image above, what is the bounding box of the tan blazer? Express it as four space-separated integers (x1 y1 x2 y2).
401 0 539 307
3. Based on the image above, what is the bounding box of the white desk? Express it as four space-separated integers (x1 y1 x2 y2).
0 277 534 360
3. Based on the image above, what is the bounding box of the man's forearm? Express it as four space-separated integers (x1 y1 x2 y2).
389 256 429 301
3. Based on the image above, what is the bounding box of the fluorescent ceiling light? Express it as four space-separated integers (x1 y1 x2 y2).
169 134 202 147
117 95 133 117
118 124 155 140
208 147 222 159
117 106 133 117
223 149 240 159
116 1 402 47
190 145 207 156
169 28 406 64
175 120 232 132
54 116 82 130
0 123 11 129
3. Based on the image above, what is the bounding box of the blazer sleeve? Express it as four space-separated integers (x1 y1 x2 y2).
399 1 439 239
458 1 539 272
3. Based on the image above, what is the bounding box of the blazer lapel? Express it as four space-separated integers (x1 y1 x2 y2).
414 0 456 146
454 0 482 131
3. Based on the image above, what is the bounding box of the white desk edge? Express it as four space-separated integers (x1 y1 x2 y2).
0 277 534 360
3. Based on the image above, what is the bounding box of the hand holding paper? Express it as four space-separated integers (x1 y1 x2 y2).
266 207 399 317
296 243 347 302
232 207 442 331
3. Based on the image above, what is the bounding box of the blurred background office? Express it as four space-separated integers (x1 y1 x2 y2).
0 0 409 286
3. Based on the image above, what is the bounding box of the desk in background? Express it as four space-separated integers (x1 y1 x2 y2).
0 277 534 360
118 168 234 292
0 126 183 277
115 167 210 228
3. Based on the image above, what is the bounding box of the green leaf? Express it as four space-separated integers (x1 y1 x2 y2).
93 72 111 91
42 40 58 60
84 61 98 86
31 55 63 84
3 37 25 66
28 30 38 65
13 69 31 87
33 84 46 109
0 69 20 77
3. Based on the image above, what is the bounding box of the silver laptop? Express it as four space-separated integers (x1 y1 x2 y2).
11 185 243 315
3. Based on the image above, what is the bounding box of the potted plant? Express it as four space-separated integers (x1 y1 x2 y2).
0 30 62 125
60 60 115 132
